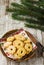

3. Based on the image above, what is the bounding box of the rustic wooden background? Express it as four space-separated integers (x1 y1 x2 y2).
0 0 44 65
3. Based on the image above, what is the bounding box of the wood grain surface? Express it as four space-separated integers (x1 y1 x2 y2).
0 0 44 65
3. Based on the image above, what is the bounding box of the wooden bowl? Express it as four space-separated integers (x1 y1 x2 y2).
1 29 37 62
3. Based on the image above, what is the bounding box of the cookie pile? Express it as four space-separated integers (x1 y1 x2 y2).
2 34 32 59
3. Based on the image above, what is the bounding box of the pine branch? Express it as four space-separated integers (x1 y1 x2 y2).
11 3 44 15
21 0 44 8
12 13 44 25
25 23 44 31
21 2 44 15
25 18 44 25
7 2 44 21
6 7 44 21
11 3 25 9
6 0 44 31
12 13 44 31
21 0 44 4
12 14 24 20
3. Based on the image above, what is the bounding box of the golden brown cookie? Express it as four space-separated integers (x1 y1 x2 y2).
7 36 15 42
14 34 25 41
13 40 24 49
3 42 12 48
16 47 26 58
14 53 21 59
25 43 32 53
6 45 16 54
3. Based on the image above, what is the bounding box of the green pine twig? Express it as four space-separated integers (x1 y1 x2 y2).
12 13 44 25
6 7 44 21
21 0 44 8
25 23 44 31
21 2 44 15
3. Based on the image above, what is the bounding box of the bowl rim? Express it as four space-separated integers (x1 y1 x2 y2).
0 29 37 62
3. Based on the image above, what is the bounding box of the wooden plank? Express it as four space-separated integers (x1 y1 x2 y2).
0 52 7 65
5 17 20 65
24 29 43 65
25 30 43 65
0 0 6 17
20 28 37 65
0 17 13 65
42 32 44 47
11 60 20 65
36 30 43 65
25 57 43 65
5 19 14 65
42 32 44 65
36 30 42 43
10 18 25 65
25 28 37 36
20 61 27 65
0 22 7 65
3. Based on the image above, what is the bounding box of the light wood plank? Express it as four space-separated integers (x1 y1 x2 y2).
25 29 43 65
0 52 7 65
20 61 27 65
5 16 20 65
26 29 37 65
36 30 42 43
42 32 44 65
11 60 20 65
36 30 43 65
42 32 44 46
5 18 14 65
0 21 8 65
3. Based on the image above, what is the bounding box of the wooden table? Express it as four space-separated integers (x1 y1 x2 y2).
0 0 44 65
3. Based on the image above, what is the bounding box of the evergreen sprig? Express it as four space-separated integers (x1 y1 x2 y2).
21 0 44 8
12 13 44 25
25 23 44 31
21 1 44 15
6 0 44 31
7 7 44 21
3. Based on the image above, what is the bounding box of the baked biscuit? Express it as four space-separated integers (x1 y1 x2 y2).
13 40 24 49
3 42 12 48
14 53 21 59
25 43 32 53
14 34 25 41
17 47 26 57
7 45 16 54
7 36 15 42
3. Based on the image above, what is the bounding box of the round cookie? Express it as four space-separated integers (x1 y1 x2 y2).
7 36 15 42
14 34 25 41
13 40 24 49
25 43 32 53
17 47 26 57
3 42 12 48
7 45 16 54
14 53 21 59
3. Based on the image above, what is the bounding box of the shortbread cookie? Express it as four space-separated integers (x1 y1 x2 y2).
3 42 12 48
7 36 15 42
6 45 16 54
14 34 25 41
17 47 26 57
13 40 24 49
25 43 32 53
